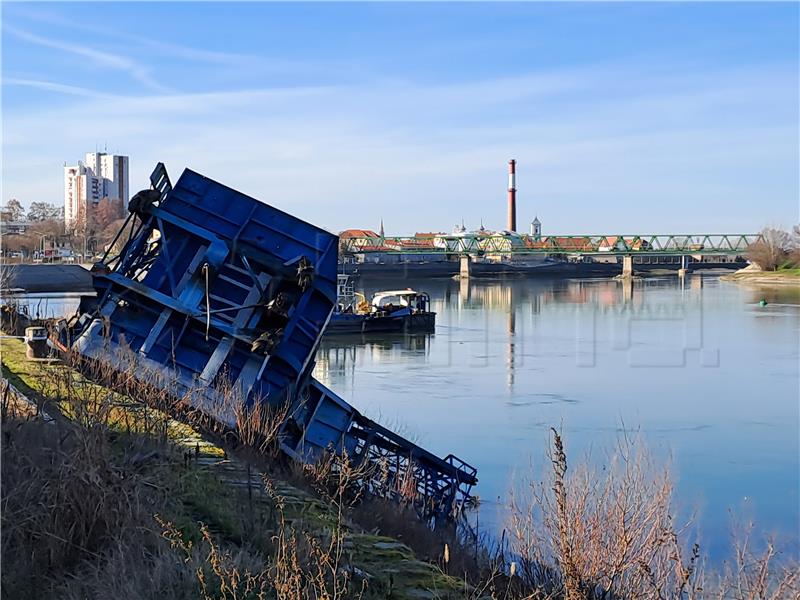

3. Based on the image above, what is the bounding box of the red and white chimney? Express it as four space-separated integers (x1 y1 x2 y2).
507 159 517 232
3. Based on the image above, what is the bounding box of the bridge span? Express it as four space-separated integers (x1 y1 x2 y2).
339 233 761 278
339 233 762 257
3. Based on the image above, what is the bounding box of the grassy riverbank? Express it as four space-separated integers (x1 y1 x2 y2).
1 336 471 599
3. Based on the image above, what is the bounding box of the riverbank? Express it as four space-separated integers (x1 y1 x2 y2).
0 336 472 599
720 267 800 286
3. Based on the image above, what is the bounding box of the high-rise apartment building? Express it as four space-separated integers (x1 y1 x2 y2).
64 152 129 228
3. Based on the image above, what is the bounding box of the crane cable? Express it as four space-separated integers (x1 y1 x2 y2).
202 263 210 341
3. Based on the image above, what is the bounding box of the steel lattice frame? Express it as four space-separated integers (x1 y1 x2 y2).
339 234 763 256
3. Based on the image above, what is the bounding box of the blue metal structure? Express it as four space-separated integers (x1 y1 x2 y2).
70 164 476 517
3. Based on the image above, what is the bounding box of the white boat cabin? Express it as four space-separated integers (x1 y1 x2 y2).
370 290 431 314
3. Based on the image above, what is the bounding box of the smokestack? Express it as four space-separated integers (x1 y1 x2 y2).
507 159 517 232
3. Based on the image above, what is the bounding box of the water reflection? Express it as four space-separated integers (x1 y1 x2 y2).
317 333 432 387
315 275 800 560
0 292 85 320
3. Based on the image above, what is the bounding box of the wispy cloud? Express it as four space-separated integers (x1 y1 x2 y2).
2 3 797 233
3 77 118 99
4 25 169 92
3 7 363 83
6 7 256 67
3 61 796 233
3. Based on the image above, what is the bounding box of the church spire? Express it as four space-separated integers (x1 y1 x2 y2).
531 215 542 239
379 218 385 240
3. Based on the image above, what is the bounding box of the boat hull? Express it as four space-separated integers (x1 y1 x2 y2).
326 311 435 335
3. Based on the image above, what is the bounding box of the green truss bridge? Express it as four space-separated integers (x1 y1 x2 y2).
339 233 762 257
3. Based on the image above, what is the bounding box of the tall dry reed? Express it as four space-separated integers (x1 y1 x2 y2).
504 429 798 600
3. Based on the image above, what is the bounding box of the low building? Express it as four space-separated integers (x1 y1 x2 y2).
525 236 594 252
0 220 29 236
339 229 381 245
598 236 652 252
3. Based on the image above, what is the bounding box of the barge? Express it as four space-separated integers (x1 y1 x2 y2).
56 163 476 519
329 289 436 335
327 275 435 335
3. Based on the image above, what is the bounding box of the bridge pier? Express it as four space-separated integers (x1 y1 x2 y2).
678 255 688 278
459 254 471 279
621 255 634 279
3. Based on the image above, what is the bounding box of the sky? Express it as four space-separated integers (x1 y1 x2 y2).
2 2 798 235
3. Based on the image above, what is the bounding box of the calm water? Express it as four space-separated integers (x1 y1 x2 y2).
314 275 800 559
0 292 86 321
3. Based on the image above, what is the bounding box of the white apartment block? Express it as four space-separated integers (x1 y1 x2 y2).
64 152 129 228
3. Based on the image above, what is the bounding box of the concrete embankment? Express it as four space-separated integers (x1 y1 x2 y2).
2 264 94 293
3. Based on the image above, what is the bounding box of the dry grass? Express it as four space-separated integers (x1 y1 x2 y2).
0 381 370 599
1 410 171 598
501 429 799 600
83 341 479 582
0 341 462 599
706 519 799 600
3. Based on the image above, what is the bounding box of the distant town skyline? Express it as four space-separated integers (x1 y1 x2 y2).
2 2 798 235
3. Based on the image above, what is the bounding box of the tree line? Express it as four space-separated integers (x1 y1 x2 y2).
2 198 126 259
1 198 63 223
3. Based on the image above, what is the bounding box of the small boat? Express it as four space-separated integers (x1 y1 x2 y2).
327 276 436 335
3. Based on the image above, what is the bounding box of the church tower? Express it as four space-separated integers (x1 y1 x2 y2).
531 216 542 240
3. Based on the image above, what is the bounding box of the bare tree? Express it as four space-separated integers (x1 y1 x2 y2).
93 197 125 231
788 224 800 267
3 233 36 257
97 218 128 255
747 228 790 271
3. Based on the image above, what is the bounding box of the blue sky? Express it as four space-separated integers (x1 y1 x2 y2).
2 2 798 235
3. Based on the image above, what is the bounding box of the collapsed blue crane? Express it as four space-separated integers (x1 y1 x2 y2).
69 163 476 518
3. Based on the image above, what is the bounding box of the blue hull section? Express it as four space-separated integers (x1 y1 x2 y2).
70 164 476 518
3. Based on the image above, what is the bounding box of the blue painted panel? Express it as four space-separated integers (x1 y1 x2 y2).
72 163 477 518
78 166 338 412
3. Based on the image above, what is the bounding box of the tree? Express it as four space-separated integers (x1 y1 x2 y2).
93 197 125 231
28 219 64 238
2 198 25 221
66 199 125 258
788 224 800 268
70 210 95 258
27 202 61 222
98 218 128 255
2 233 30 255
747 227 790 271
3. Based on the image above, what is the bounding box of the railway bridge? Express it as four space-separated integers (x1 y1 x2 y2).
339 233 763 277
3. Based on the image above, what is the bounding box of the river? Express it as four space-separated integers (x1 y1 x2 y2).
314 274 800 560
6 275 797 560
